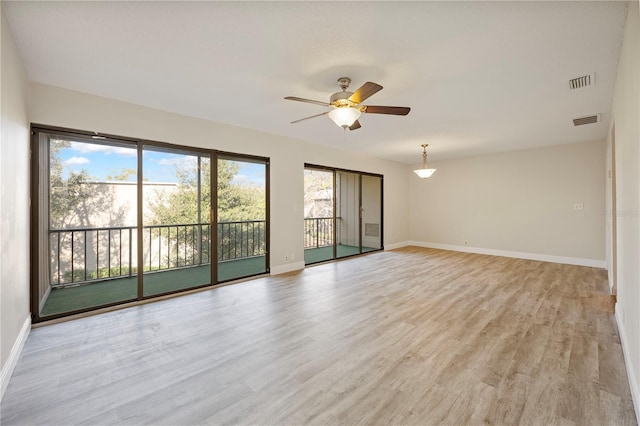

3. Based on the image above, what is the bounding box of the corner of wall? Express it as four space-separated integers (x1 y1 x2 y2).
1 4 33 400
384 241 410 251
270 261 305 275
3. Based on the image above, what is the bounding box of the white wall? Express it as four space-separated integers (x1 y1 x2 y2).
0 5 31 398
28 83 411 272
608 0 640 415
408 140 606 265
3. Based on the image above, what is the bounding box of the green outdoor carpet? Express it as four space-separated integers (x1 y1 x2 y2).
304 245 379 264
41 256 266 317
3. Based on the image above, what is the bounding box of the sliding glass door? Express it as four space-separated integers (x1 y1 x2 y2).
336 171 361 259
142 146 212 297
303 168 335 264
361 174 383 252
31 125 270 322
38 132 139 316
217 155 268 282
304 165 383 265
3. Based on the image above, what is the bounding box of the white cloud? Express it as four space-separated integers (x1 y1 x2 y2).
157 157 198 167
158 158 177 166
69 142 137 157
65 156 90 166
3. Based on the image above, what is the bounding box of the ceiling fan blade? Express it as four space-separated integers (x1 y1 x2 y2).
348 82 383 104
285 96 331 107
291 111 329 124
348 120 361 131
362 105 410 115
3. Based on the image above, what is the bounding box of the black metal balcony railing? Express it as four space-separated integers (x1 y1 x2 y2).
49 220 266 287
144 223 212 271
218 220 266 261
304 217 334 249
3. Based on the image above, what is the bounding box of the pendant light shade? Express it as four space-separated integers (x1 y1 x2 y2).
414 168 436 178
413 144 436 178
328 107 361 128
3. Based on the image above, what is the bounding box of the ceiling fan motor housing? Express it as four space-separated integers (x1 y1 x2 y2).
330 91 356 107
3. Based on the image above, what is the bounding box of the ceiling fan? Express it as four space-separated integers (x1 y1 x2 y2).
285 77 410 131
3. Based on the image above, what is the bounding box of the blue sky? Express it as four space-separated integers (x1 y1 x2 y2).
58 140 265 186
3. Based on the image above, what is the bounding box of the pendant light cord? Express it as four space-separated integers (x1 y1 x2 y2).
422 144 428 168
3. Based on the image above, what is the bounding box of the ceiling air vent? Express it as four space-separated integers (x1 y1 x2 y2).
573 114 600 126
569 73 594 90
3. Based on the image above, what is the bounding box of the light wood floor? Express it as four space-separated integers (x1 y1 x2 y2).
1 247 636 425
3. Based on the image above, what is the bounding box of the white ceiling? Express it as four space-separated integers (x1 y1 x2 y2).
3 1 628 163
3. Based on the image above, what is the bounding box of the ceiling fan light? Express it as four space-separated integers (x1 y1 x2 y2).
413 168 437 178
328 107 361 128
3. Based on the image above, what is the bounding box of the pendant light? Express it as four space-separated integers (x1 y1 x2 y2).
413 144 436 178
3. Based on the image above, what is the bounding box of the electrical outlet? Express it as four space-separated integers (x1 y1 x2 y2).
290 253 295 260
574 203 584 210
284 255 289 261
464 241 468 246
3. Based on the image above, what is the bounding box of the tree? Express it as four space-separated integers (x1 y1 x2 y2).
145 157 267 264
217 160 265 222
48 138 134 283
146 158 265 225
49 139 91 229
304 169 333 218
49 139 131 229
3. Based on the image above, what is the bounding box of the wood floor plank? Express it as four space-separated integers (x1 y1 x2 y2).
0 247 636 425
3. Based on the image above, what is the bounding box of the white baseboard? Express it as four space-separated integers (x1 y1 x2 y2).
616 308 640 419
270 261 305 275
407 241 606 268
384 241 410 251
608 271 614 294
1 315 31 401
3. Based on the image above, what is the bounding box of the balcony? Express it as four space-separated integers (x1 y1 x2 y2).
303 217 378 264
43 218 377 317
43 220 267 316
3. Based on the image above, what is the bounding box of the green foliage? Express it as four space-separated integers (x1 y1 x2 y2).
106 168 136 181
49 139 134 229
304 169 333 218
49 142 267 285
65 266 138 283
217 160 265 222
50 139 266 229
147 158 265 226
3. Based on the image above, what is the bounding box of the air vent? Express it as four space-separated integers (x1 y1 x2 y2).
573 114 600 126
365 223 380 238
569 73 594 90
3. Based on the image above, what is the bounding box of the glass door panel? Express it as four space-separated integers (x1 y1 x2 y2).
336 171 361 258
41 133 138 317
142 146 211 296
361 175 382 252
304 168 335 264
217 156 267 281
